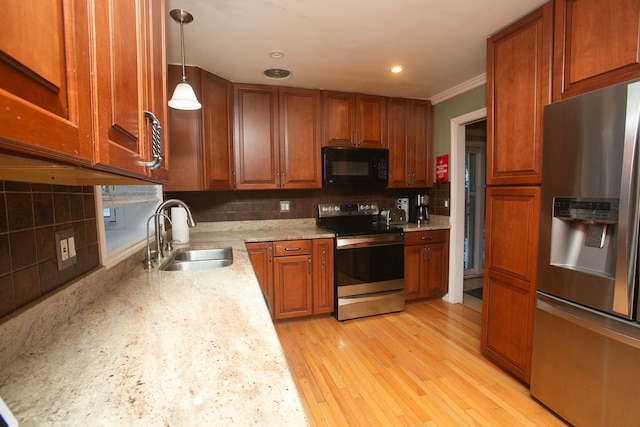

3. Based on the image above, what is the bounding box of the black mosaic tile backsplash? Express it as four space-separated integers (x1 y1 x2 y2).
0 182 99 318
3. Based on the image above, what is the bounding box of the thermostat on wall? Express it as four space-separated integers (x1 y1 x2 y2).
0 395 18 427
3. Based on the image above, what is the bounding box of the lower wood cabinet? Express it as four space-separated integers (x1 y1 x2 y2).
247 238 334 320
481 186 540 384
404 230 449 300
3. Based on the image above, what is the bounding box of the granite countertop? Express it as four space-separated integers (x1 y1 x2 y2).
0 217 449 426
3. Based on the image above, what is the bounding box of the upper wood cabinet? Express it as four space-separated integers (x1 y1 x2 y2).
91 0 169 182
234 84 322 190
278 87 323 189
164 66 233 191
553 0 640 101
234 84 280 189
388 98 433 188
0 0 94 165
323 91 387 148
486 2 552 186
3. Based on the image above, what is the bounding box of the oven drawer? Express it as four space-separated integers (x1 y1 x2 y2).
273 239 312 256
404 229 449 245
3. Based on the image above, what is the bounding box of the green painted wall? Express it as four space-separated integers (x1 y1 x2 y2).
432 84 486 162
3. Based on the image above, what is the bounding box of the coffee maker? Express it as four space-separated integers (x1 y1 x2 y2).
415 194 429 225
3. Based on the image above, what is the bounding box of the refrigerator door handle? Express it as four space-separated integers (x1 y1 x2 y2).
614 81 640 317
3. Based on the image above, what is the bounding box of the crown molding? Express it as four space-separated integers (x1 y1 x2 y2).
429 73 486 105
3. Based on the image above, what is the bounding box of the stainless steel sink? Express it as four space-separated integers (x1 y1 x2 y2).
160 247 233 271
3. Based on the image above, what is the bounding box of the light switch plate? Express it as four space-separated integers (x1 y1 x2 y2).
55 228 77 271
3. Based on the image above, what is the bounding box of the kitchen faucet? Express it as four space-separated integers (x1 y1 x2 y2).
153 199 197 259
144 213 172 269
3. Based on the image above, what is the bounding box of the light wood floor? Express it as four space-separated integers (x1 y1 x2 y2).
275 299 568 426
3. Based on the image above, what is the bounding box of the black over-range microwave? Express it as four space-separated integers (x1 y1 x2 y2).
322 147 389 187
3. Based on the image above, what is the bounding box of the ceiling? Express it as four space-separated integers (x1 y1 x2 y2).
165 0 547 101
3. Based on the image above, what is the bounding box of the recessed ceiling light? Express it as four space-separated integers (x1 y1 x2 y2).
390 66 404 73
263 68 291 79
270 51 285 59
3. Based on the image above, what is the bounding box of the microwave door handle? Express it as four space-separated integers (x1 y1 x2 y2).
614 81 640 318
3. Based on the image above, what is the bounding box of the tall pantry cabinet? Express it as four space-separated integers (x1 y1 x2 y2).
483 3 552 384
484 0 640 384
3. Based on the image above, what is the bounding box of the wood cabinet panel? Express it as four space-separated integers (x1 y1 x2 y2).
274 254 313 319
404 244 427 300
357 94 387 148
554 0 640 100
482 186 540 383
0 0 93 164
387 98 433 188
322 91 355 147
484 187 540 286
202 71 233 189
323 91 386 148
92 0 168 181
404 230 449 301
486 3 552 185
482 275 534 378
247 242 274 317
425 242 448 297
234 84 279 189
164 66 233 191
387 98 411 188
411 100 433 188
279 87 322 189
312 238 334 314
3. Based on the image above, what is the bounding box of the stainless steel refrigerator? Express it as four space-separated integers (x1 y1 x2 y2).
531 80 640 426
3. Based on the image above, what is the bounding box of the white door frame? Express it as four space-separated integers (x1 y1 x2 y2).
443 107 487 304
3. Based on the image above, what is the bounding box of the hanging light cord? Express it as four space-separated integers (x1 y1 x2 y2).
179 18 187 82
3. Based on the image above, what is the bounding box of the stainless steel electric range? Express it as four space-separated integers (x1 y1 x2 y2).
317 202 405 321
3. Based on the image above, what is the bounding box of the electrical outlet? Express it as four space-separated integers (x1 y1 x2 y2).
280 200 290 213
55 228 77 271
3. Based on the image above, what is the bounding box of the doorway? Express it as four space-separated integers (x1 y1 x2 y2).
443 108 486 307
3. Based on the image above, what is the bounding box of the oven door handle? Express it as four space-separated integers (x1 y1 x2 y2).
336 233 404 249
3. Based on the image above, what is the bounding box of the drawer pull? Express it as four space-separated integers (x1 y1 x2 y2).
284 247 301 251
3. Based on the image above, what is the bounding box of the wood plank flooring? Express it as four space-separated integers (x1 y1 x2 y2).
275 299 568 426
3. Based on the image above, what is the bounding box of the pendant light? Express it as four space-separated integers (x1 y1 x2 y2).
168 9 202 110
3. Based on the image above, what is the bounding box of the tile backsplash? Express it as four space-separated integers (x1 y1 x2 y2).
165 182 450 223
0 182 99 318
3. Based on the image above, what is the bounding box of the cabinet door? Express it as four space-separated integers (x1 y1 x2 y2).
142 0 169 182
387 98 411 188
273 254 313 319
234 84 279 189
486 3 552 185
425 242 448 297
279 87 322 189
356 94 387 148
404 244 426 300
554 0 640 100
312 238 334 314
247 242 274 318
410 100 433 188
323 91 356 147
203 71 233 189
482 186 540 383
92 0 166 180
164 65 203 191
0 0 93 164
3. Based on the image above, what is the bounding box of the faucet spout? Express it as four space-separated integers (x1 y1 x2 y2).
145 213 172 269
154 199 197 259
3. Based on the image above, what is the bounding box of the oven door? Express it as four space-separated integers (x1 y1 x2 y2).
334 233 404 320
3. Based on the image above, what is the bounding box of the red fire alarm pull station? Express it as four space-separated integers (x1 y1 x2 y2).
436 154 448 183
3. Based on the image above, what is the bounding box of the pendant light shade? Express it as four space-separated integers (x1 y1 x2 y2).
168 9 201 110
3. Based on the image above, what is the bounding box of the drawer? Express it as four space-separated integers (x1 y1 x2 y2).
273 239 312 256
404 229 449 245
